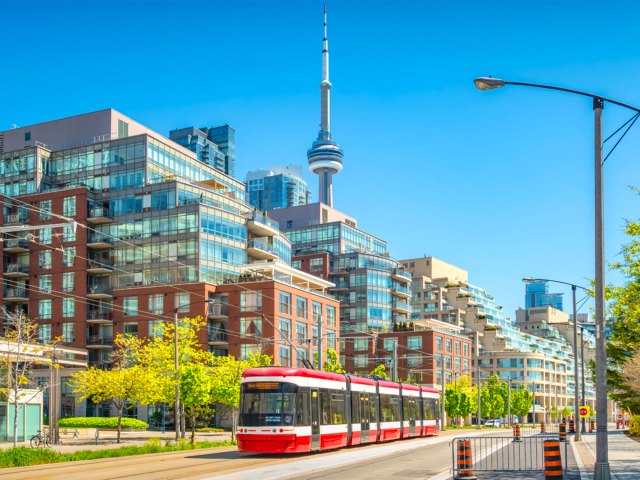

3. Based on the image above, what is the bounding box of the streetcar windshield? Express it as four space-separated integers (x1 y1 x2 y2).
239 382 297 427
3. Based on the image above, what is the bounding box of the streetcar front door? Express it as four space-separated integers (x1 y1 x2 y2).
310 388 320 451
360 394 371 443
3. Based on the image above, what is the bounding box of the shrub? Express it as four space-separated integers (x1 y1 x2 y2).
195 427 225 433
0 447 60 468
629 416 640 436
58 417 149 430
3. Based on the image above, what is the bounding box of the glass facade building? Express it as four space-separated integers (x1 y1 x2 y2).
246 165 311 211
525 280 564 311
168 125 236 177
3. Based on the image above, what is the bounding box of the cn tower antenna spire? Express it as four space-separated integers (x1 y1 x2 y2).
308 5 343 207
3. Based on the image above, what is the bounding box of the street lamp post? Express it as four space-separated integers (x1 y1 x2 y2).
476 76 640 478
581 326 587 434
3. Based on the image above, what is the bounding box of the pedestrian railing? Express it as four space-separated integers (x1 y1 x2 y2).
450 435 568 475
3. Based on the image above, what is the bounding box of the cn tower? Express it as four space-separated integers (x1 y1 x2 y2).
307 6 344 207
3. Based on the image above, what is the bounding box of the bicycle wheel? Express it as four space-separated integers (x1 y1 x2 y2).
44 434 51 447
30 435 41 448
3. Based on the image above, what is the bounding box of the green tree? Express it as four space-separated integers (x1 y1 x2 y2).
561 406 572 420
445 375 477 425
588 406 596 418
550 405 558 423
71 335 163 443
480 375 507 420
607 217 640 415
323 349 346 373
370 364 389 379
444 388 460 422
180 363 215 444
510 385 532 421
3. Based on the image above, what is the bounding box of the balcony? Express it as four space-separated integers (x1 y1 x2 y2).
4 263 30 278
4 213 28 225
208 303 228 319
87 310 114 325
246 213 279 237
87 207 113 224
3 289 28 302
392 301 412 314
86 285 113 300
329 284 350 292
86 260 114 275
207 331 229 345
86 336 114 349
88 360 113 369
391 286 412 299
87 234 114 249
3 238 30 253
391 268 412 283
247 239 278 260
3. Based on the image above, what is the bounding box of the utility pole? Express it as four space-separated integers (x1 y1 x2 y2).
440 361 445 431
477 366 481 429
580 326 587 434
507 377 512 427
317 314 323 371
392 339 398 382
174 311 180 441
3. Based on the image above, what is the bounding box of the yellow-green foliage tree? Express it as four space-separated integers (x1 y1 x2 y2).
370 364 389 379
323 349 345 373
211 352 271 440
71 335 163 443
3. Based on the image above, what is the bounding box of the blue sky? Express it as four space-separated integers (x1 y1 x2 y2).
2 0 640 317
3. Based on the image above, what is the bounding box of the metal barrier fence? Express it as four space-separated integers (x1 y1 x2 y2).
451 435 569 474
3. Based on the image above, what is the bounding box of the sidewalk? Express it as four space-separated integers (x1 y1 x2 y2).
572 426 640 480
1 430 233 453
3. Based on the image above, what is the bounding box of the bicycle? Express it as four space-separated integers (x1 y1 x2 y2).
30 429 51 448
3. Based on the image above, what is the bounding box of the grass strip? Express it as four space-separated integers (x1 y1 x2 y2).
0 439 236 469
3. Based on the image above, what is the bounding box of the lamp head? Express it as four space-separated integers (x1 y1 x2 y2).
474 77 506 90
522 277 541 283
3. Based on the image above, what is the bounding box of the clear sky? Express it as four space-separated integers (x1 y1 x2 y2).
2 0 640 318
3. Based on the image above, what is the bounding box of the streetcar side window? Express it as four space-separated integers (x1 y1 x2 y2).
402 396 410 421
351 393 361 424
370 394 378 424
239 382 297 427
380 394 401 422
422 398 437 420
320 389 347 425
295 388 311 426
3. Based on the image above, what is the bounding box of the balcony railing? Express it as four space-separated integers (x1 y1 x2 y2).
87 336 114 346
88 206 112 219
208 303 228 317
392 286 412 296
3 239 30 250
248 239 275 254
3 289 28 301
87 285 113 296
87 310 113 320
87 260 114 271
250 212 279 231
5 263 29 274
5 213 28 224
392 268 412 282
87 234 113 245
207 331 228 343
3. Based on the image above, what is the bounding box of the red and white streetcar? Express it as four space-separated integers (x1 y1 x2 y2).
237 367 439 454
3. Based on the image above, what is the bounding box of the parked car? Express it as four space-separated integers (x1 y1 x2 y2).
484 419 501 427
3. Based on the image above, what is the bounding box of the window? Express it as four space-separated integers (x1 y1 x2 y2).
279 345 291 367
408 354 421 367
39 275 52 294
240 317 262 338
455 341 461 355
464 358 469 370
40 227 52 245
354 354 368 368
296 297 307 319
63 224 76 242
63 196 76 216
38 324 51 344
326 305 336 327
445 338 452 353
354 338 368 351
454 357 461 371
445 355 452 369
240 344 260 360
62 272 74 292
24 132 31 142
39 250 52 269
175 292 190 313
436 354 443 368
148 320 163 338
240 290 262 312
384 337 397 350
123 296 138 317
62 323 74 343
326 330 336 350
463 343 470 357
63 247 75 267
309 258 323 270
296 322 307 342
292 260 302 269
62 298 74 318
279 292 291 315
148 294 163 315
118 119 129 138
407 336 422 350
39 200 51 220
436 336 443 351
312 301 322 324
39 299 52 319
279 318 291 340
124 322 138 336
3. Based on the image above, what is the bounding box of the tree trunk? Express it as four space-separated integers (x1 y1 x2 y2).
190 413 196 445
231 406 237 441
116 405 124 444
180 402 186 439
12 384 19 448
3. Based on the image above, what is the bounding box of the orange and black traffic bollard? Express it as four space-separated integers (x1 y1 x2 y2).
541 421 546 433
543 439 564 478
559 422 567 442
568 419 575 434
455 438 477 480
513 423 522 442
590 420 595 433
